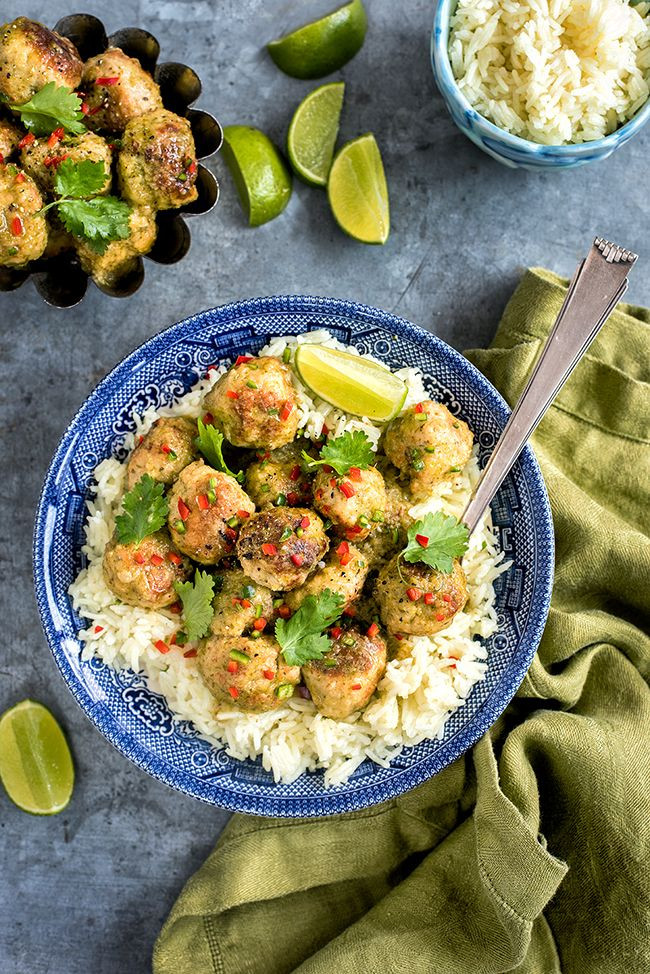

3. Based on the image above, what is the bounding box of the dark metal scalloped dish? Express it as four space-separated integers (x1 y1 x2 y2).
0 13 223 308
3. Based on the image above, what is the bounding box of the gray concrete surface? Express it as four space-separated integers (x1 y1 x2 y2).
0 1 648 972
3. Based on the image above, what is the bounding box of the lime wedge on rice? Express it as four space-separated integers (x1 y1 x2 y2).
222 125 292 227
287 82 345 186
267 0 368 80
294 344 407 421
0 700 74 815
327 133 389 244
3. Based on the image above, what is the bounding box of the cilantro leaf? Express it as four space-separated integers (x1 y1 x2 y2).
402 512 469 574
275 589 345 666
10 82 86 136
54 158 108 199
58 196 131 254
115 474 169 545
195 418 244 482
302 430 375 477
174 570 215 642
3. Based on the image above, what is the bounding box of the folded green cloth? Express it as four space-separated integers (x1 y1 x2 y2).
154 269 650 974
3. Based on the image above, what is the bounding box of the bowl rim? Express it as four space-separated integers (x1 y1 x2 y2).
431 0 650 158
32 295 554 816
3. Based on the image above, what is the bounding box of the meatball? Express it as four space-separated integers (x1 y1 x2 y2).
203 356 299 450
313 465 387 541
374 555 468 636
0 165 47 266
302 627 387 719
81 48 163 134
42 215 74 258
102 529 191 609
126 417 197 490
0 18 82 105
383 402 474 499
237 508 328 591
75 205 157 290
209 568 274 639
198 634 300 713
245 441 312 509
284 542 369 612
167 461 255 565
356 525 403 571
118 108 198 210
382 464 415 532
0 115 21 160
20 131 112 196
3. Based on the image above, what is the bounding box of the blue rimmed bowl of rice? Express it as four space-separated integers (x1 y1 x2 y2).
33 296 553 817
432 0 650 169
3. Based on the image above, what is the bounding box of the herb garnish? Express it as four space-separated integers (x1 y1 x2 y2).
39 159 131 254
302 430 375 477
10 83 86 136
115 474 168 545
275 589 345 666
401 512 469 574
194 418 244 482
174 570 215 642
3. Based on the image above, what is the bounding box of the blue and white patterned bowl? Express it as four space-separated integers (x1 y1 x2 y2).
33 297 554 817
431 0 650 170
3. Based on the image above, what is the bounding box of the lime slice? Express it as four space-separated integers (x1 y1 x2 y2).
222 125 292 227
268 0 367 80
294 344 407 421
0 700 74 815
328 133 389 244
287 82 345 186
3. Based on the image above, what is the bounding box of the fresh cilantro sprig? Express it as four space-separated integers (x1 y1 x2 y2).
174 570 215 642
115 474 169 545
195 418 244 482
10 83 86 136
401 512 469 574
302 430 375 477
275 589 345 666
39 159 131 254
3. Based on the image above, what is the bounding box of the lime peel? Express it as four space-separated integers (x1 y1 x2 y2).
0 699 74 815
268 0 368 80
294 344 407 421
222 126 292 227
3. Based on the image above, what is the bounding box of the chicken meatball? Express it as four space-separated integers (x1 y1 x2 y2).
284 542 369 612
167 461 255 565
102 529 191 609
75 204 156 290
237 508 328 591
0 165 47 266
383 402 474 499
20 130 112 196
198 634 300 712
374 556 468 636
204 356 299 450
313 465 387 541
126 417 197 490
302 627 387 719
118 108 198 210
0 18 82 105
81 48 163 134
245 441 312 509
0 115 21 160
209 568 274 639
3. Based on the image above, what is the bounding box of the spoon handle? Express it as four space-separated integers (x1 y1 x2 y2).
463 238 638 535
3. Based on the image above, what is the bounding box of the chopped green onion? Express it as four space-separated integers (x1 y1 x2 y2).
246 380 258 389
358 515 370 528
255 603 263 619
276 683 294 698
175 631 188 646
227 516 239 527
275 493 287 507
273 597 283 608
251 629 261 638
279 526 293 542
371 510 384 522
174 519 186 534
453 422 460 428
209 477 217 489
229 649 250 663
323 519 332 531
260 484 271 493
7 247 18 256
425 446 436 454
267 407 279 417
242 584 256 599
322 658 337 668
342 634 356 647
207 488 217 504
449 466 461 473
296 527 304 538
282 347 291 364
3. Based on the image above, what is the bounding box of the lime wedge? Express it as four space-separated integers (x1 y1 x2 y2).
287 82 345 186
328 133 389 244
222 125 292 227
294 344 407 421
268 0 367 80
0 700 74 815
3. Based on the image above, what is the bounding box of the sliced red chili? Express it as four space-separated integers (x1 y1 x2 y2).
183 649 198 659
414 402 424 414
435 612 446 622
154 639 170 654
286 491 299 506
300 516 310 529
15 172 25 184
442 594 452 603
348 467 361 481
96 76 120 85
253 617 267 631
203 412 214 425
235 355 252 366
18 133 35 149
10 216 23 236
225 526 237 541
262 543 277 556
406 587 421 602
330 626 342 640
187 160 197 174
227 660 238 674
228 685 239 699
291 553 304 567
277 605 291 619
81 101 90 114
351 683 362 691
167 552 183 566
339 481 355 499
150 554 164 566
367 622 379 638
394 633 404 641
240 598 252 609
424 592 435 605
336 541 350 557
169 602 182 614
226 390 239 400
339 553 351 566
321 423 329 436
177 498 190 520
279 401 293 421
161 443 172 454
263 669 275 680
47 127 64 147
237 509 251 519
197 493 210 511
415 534 429 547
134 552 145 565
343 605 356 618
94 625 104 633
346 525 362 536
289 465 301 482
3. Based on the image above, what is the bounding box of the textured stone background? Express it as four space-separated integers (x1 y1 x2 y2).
0 1 647 971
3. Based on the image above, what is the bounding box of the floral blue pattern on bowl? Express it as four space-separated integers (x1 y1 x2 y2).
33 296 554 817
431 0 650 170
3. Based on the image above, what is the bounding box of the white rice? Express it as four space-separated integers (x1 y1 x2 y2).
69 331 511 787
449 0 650 145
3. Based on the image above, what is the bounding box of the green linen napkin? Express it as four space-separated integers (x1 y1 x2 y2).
154 268 650 974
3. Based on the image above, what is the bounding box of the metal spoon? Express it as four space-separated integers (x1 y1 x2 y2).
463 237 638 535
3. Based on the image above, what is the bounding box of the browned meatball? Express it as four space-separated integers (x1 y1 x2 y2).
237 508 328 591
313 465 387 541
0 18 82 105
383 401 474 499
20 130 112 196
0 165 47 267
102 529 191 609
198 634 300 712
0 115 21 160
126 417 197 490
245 441 312 509
209 568 274 639
118 108 198 210
284 542 369 612
203 356 299 450
167 461 255 565
302 627 387 719
374 555 468 636
75 205 157 290
356 525 403 571
81 48 163 134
